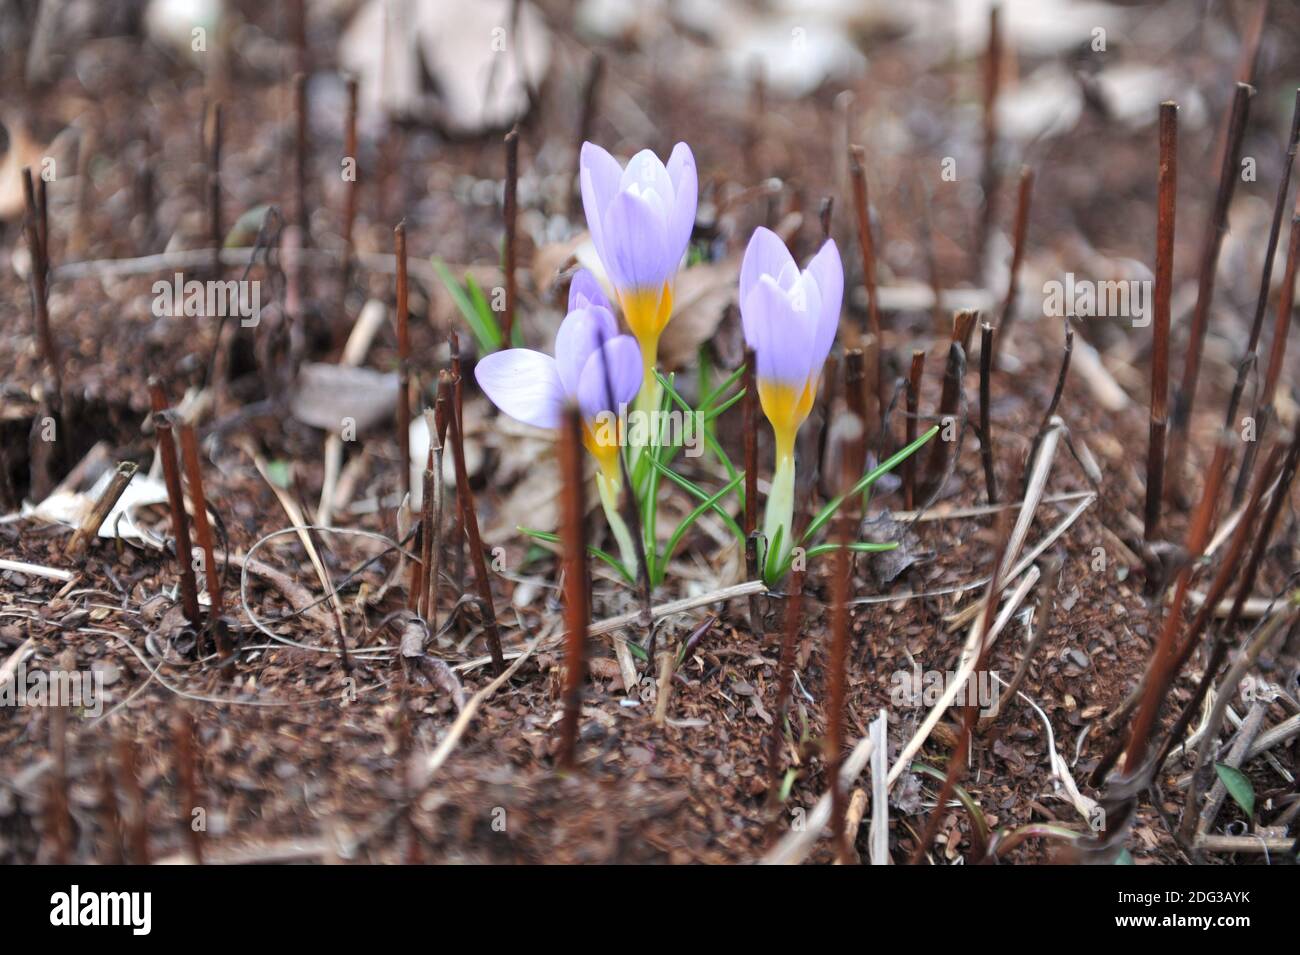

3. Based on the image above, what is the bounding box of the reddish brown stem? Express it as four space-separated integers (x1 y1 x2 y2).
22 167 60 397
976 2 1003 280
904 349 925 510
115 735 150 865
1152 439 1287 770
207 102 222 274
1167 83 1253 503
557 404 589 770
828 457 854 864
570 53 604 216
922 340 966 495
293 71 309 241
1122 434 1231 775
843 348 867 482
178 424 230 658
848 145 885 422
977 323 997 504
395 221 411 500
1225 88 1300 504
343 74 360 267
992 165 1033 363
742 348 763 631
419 447 437 622
173 705 203 864
444 369 505 674
47 688 71 863
503 125 519 346
150 382 202 627
1145 101 1178 541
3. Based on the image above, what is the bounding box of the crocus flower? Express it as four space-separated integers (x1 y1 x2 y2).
580 141 697 409
474 271 642 569
739 227 844 566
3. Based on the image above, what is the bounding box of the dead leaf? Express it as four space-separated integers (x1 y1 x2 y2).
291 363 399 433
340 0 552 136
0 116 49 221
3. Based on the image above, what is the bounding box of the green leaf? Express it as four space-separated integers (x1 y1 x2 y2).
803 541 900 559
1214 763 1255 818
517 526 634 584
650 457 745 542
801 425 940 545
432 257 503 353
910 761 991 850
658 471 745 579
779 767 797 802
264 459 291 488
701 364 745 410
762 524 784 583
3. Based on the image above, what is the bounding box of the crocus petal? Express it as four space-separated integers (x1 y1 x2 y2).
620 149 674 208
576 335 642 422
579 142 624 272
474 349 565 430
805 239 844 372
601 189 671 291
664 143 698 265
744 276 817 388
554 305 619 399
739 227 797 341
567 268 612 313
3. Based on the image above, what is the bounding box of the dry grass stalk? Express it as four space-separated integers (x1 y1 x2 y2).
65 461 138 556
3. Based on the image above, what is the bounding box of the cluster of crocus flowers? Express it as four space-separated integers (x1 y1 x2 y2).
475 270 642 569
739 227 844 567
579 141 697 416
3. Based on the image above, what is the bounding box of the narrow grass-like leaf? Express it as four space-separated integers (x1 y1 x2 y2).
518 526 633 583
1214 763 1255 818
657 471 745 583
432 257 502 353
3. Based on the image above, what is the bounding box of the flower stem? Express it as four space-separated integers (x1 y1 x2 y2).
596 467 638 576
763 444 796 577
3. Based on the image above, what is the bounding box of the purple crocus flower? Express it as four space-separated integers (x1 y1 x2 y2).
474 272 641 481
580 141 697 399
738 227 844 564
